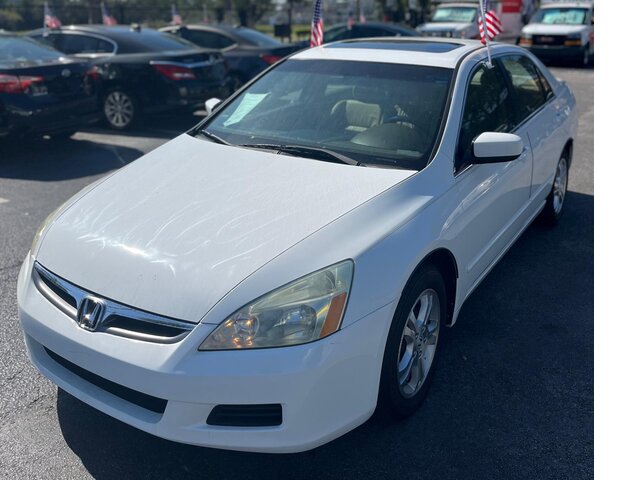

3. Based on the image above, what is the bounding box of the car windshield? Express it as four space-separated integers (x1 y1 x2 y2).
532 8 588 25
234 27 281 47
432 7 478 23
199 59 452 170
0 36 64 67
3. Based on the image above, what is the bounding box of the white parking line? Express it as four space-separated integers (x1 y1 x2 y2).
0 197 8 205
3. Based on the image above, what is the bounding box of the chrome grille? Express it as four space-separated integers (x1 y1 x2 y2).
33 262 195 344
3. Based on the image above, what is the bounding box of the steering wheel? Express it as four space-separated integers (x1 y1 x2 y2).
383 115 420 128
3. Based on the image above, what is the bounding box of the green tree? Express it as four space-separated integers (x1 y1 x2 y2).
232 0 271 26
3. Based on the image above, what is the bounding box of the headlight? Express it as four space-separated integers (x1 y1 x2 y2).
564 32 583 46
199 260 354 350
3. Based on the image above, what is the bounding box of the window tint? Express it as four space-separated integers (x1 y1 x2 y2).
500 55 548 125
0 36 63 66
55 34 113 54
234 28 281 47
188 30 235 49
356 26 388 38
456 64 512 170
323 27 351 42
35 33 58 49
116 30 196 54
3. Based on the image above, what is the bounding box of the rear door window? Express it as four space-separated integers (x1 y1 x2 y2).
499 55 549 125
55 34 113 54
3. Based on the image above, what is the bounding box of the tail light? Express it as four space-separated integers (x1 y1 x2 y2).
0 74 45 94
260 54 282 65
152 64 196 81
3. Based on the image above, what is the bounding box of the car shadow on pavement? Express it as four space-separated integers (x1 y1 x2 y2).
0 138 144 182
56 190 593 480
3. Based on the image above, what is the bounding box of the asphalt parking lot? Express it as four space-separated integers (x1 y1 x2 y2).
0 66 593 480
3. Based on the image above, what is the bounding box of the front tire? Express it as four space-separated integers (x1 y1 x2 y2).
378 265 446 418
103 89 137 130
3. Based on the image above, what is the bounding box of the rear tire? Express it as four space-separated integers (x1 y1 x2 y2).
103 88 137 130
540 152 570 226
377 265 446 418
579 44 592 68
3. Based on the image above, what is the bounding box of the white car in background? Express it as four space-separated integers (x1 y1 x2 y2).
18 38 577 453
417 2 480 39
519 1 594 67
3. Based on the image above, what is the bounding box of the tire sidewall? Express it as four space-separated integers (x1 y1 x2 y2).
378 266 447 418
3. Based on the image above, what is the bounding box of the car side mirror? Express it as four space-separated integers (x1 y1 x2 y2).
472 132 523 163
205 97 222 115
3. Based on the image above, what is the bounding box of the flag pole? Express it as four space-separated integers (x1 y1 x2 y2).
479 0 493 68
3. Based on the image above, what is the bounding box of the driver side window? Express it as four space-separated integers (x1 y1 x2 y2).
456 63 512 172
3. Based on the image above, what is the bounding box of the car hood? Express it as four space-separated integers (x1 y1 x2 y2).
36 134 413 322
522 24 588 35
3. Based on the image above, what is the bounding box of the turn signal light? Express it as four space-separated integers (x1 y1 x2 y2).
0 74 44 94
152 64 196 81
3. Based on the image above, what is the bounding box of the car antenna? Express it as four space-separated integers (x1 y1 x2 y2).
478 0 503 68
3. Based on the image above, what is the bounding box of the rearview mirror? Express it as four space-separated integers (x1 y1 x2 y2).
472 132 523 163
205 97 221 115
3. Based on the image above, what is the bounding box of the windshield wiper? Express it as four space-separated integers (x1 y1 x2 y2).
239 143 365 167
197 130 230 146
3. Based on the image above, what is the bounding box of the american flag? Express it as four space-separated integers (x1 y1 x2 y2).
43 2 62 29
171 4 183 26
101 2 118 26
478 0 502 44
310 0 323 48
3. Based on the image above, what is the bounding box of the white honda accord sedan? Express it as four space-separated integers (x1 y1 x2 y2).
18 38 577 453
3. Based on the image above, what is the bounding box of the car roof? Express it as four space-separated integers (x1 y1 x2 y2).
291 38 485 69
32 25 167 41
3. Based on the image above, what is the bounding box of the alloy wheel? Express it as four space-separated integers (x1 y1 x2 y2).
553 156 568 215
397 289 441 399
104 91 135 129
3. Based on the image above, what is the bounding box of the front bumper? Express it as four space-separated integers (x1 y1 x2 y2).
17 256 392 453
